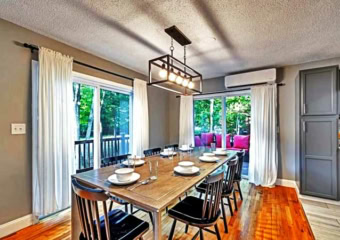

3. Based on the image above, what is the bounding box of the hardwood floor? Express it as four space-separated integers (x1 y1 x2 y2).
301 198 340 240
2 182 314 240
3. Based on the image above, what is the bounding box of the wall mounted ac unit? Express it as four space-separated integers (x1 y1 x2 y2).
225 68 276 88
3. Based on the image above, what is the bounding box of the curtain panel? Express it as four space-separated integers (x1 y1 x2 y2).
33 47 75 218
132 79 149 157
179 95 194 147
248 84 278 187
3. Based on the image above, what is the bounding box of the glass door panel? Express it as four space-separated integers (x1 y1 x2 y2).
73 82 95 171
225 95 251 135
100 89 131 166
193 98 222 147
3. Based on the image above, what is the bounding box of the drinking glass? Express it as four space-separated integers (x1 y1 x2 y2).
211 142 216 151
168 147 174 160
127 155 136 171
149 160 159 180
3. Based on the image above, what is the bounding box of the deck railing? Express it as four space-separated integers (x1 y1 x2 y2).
74 135 130 170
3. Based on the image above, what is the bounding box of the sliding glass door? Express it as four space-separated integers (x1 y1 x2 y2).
193 92 251 176
100 88 131 165
73 73 132 172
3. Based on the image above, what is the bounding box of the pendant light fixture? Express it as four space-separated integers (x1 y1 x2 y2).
148 26 203 94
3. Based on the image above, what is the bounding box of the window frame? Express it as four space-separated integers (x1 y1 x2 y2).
72 72 133 169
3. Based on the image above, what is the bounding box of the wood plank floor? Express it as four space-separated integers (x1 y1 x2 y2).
300 198 340 240
2 182 314 240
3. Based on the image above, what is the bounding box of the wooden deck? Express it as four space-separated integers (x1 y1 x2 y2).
2 181 314 240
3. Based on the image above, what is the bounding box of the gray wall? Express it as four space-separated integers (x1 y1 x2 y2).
0 19 173 224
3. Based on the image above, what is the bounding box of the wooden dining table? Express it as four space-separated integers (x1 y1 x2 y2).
71 149 237 240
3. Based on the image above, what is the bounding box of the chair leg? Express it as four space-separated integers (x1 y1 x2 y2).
130 204 134 214
168 219 177 240
220 199 228 233
237 181 243 200
227 196 233 216
185 224 189 233
214 224 221 240
124 204 128 213
166 206 169 213
199 193 202 199
109 200 113 211
199 229 204 240
233 190 238 211
149 212 154 225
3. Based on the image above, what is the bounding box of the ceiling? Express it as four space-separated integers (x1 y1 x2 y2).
1 0 340 79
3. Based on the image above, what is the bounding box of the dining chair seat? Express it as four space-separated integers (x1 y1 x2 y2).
168 196 221 226
79 209 149 240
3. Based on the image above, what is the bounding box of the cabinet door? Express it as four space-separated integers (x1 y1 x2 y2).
301 66 338 115
301 116 338 199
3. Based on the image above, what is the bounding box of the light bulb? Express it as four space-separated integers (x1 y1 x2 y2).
159 69 167 78
169 72 176 81
188 81 194 89
182 78 189 87
176 75 183 84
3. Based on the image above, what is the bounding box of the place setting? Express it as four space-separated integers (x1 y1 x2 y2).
122 155 145 167
173 160 200 176
160 147 177 157
213 148 229 156
199 152 220 163
178 144 194 152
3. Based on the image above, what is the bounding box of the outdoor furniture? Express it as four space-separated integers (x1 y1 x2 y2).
72 179 149 240
167 171 225 240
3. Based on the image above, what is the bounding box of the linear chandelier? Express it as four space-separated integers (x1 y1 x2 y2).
148 26 203 94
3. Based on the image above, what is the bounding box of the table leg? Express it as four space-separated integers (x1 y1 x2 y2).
153 210 162 240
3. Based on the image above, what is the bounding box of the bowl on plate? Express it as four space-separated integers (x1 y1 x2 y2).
203 152 215 157
178 161 194 169
115 168 134 182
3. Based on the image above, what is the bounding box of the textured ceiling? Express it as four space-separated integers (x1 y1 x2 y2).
1 0 340 79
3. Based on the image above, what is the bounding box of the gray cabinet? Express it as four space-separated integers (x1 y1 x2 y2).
301 116 338 199
301 66 338 115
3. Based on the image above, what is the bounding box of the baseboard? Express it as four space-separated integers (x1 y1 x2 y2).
0 214 33 238
275 178 297 188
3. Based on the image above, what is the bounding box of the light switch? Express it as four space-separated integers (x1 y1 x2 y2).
11 123 26 135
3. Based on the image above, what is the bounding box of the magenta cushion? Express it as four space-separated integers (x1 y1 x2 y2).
194 136 202 147
233 135 250 149
201 133 213 146
226 134 231 148
216 134 222 148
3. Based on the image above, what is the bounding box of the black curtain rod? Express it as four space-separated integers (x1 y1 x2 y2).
22 43 134 81
175 82 285 98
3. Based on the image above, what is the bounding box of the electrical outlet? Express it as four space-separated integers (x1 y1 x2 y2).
11 123 26 135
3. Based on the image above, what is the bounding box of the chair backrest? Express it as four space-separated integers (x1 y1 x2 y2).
72 179 110 240
201 171 225 222
235 150 245 180
101 154 130 167
165 144 179 150
223 157 239 194
144 147 161 157
76 167 94 174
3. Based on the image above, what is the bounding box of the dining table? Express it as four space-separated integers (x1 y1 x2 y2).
71 149 237 240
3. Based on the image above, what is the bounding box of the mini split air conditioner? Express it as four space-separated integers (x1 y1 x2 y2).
225 68 276 88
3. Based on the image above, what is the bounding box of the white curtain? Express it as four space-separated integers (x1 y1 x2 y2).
132 79 149 157
33 47 75 218
248 84 278 187
179 95 194 147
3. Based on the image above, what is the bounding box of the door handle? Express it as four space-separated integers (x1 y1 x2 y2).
303 104 307 114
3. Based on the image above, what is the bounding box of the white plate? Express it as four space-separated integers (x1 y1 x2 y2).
203 153 215 157
160 152 177 157
199 156 220 162
174 166 200 175
179 147 193 152
213 151 228 156
122 160 145 167
108 172 140 185
178 161 194 168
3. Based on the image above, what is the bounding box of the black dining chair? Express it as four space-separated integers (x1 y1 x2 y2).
168 171 225 240
72 178 149 240
143 147 161 157
234 151 246 202
164 144 179 150
196 157 238 233
101 154 130 167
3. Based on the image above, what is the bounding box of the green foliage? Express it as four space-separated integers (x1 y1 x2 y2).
194 95 251 136
73 83 130 140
